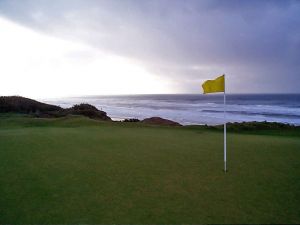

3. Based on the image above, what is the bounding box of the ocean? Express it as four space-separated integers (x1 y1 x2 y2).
42 94 300 125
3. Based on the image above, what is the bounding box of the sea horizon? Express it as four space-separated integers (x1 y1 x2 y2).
38 92 300 99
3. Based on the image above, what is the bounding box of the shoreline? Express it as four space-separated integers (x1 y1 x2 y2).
109 116 300 127
1 95 300 127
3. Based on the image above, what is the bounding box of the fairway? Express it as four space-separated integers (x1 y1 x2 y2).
0 115 300 223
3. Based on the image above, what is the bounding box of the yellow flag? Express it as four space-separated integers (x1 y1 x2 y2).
202 74 225 94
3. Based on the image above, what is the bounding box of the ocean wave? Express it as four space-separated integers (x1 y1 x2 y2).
42 94 300 125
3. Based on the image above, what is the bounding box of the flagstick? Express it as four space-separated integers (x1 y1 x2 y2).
224 75 227 173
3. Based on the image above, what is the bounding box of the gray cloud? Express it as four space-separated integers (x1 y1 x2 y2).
0 0 299 93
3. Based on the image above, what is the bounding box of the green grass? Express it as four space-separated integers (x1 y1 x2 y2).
0 114 300 224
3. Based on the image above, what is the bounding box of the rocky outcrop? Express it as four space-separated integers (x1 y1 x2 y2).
142 117 182 126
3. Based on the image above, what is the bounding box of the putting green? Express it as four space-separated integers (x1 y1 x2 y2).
0 115 299 223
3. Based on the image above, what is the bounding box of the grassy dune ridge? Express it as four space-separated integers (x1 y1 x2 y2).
0 114 300 223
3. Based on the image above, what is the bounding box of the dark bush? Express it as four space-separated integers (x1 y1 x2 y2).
123 118 140 122
211 121 298 131
71 103 98 111
66 103 111 121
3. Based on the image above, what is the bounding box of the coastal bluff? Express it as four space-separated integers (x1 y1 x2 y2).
0 96 111 121
0 96 61 113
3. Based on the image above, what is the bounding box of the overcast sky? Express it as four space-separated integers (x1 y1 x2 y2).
0 0 299 97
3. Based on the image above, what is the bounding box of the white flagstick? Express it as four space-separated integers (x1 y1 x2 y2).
224 75 227 172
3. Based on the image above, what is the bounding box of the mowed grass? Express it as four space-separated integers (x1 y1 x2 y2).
0 114 300 224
